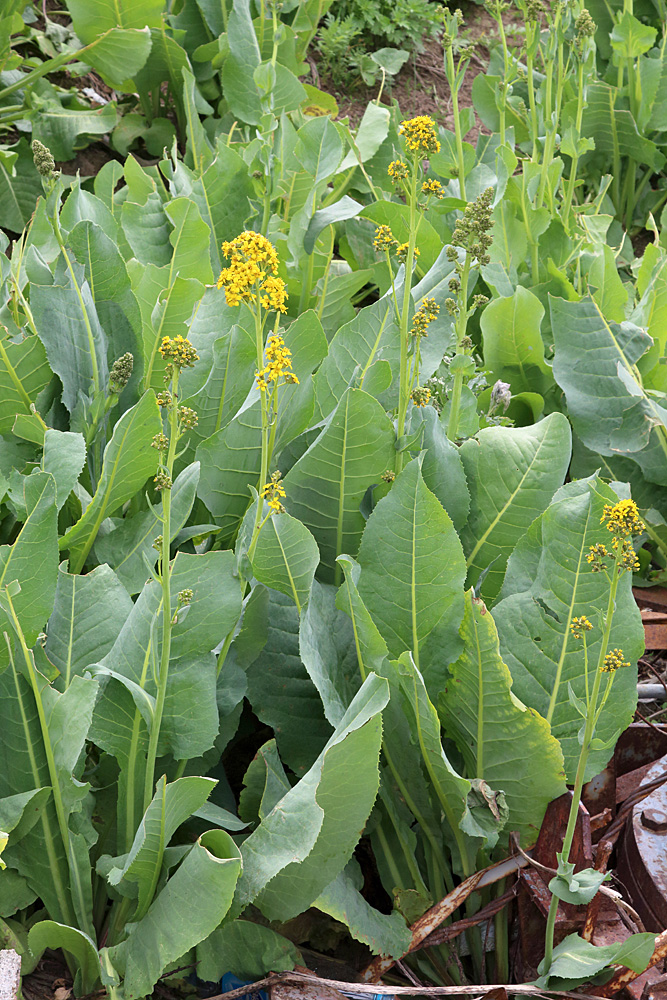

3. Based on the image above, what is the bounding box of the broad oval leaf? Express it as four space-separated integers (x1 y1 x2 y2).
460 412 572 601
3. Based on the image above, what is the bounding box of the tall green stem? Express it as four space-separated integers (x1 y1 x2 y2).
446 46 467 200
446 255 471 443
542 545 623 972
395 155 419 471
143 371 180 810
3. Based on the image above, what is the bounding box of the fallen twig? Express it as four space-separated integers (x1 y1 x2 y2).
205 970 623 1000
363 854 530 982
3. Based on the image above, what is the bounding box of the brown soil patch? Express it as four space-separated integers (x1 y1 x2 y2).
312 0 525 138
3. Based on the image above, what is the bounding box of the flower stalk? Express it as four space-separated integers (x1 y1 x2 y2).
542 500 644 973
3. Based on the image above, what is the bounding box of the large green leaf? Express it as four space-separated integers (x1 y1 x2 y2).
64 0 164 42
197 920 301 982
232 673 388 920
181 325 257 452
113 830 242 1000
0 334 51 435
94 461 200 595
31 270 108 415
493 476 643 780
299 580 360 726
409 406 470 532
314 861 411 958
439 590 566 846
186 143 256 272
580 82 665 170
480 286 554 396
45 563 133 689
42 430 86 512
82 28 153 90
283 388 395 582
67 220 141 371
60 391 162 563
28 922 100 995
356 457 467 672
460 413 572 601
0 140 44 233
550 294 667 485
32 101 118 163
244 588 333 775
0 668 98 934
196 400 263 541
295 116 344 184
0 472 58 648
314 298 399 420
105 776 215 919
390 653 472 866
95 551 242 760
164 198 214 285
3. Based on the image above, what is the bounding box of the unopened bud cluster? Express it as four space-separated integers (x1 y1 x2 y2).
109 353 133 393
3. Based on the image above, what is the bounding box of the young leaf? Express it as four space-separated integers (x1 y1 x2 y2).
249 509 320 614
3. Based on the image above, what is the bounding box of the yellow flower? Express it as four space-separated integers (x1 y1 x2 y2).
602 648 630 673
255 334 299 392
373 225 396 252
601 499 645 538
159 335 199 369
422 178 444 198
261 471 286 514
217 231 287 312
570 615 593 639
388 160 409 181
259 275 287 313
399 116 441 156
586 543 609 572
411 297 440 337
396 243 420 265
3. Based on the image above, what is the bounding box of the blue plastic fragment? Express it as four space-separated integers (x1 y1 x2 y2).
220 972 393 1000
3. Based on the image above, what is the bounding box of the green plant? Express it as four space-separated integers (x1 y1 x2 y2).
329 0 445 52
2 0 667 981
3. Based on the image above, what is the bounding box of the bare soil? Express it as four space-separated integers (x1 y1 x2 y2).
311 0 525 138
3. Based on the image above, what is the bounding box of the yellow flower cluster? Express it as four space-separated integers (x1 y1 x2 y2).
411 297 439 337
261 471 286 514
255 334 300 392
602 648 630 673
259 275 287 313
399 116 441 156
570 615 593 639
217 231 287 312
373 225 396 252
601 499 645 538
586 542 609 572
422 178 444 198
411 386 431 407
388 160 409 181
611 535 640 571
159 335 199 369
396 243 420 265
